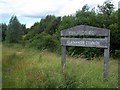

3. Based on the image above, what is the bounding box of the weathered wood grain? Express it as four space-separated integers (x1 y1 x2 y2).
61 25 110 81
61 38 108 48
103 30 110 80
61 25 109 36
61 46 66 72
104 48 109 80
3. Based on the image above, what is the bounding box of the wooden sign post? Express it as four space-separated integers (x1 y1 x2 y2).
61 25 110 80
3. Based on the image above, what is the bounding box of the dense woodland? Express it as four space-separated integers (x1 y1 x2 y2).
1 0 120 59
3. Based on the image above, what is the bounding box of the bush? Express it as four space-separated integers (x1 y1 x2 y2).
25 32 59 52
67 47 102 60
112 50 120 59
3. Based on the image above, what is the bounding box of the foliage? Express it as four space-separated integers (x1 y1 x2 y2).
109 11 119 53
24 15 61 52
97 0 114 16
2 0 120 59
58 15 76 30
26 32 58 52
1 23 7 41
21 24 27 35
76 4 96 26
5 15 23 43
112 50 120 59
2 44 118 88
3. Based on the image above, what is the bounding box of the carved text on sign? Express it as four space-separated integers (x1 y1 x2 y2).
68 30 95 36
67 40 100 46
61 25 110 80
61 38 108 48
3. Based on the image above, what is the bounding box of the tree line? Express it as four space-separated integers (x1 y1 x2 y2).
1 0 120 59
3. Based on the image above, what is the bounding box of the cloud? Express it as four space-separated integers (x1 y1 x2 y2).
0 0 118 17
0 0 66 17
1 0 118 18
118 1 120 9
0 0 118 28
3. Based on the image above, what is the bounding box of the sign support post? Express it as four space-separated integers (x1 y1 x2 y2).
104 30 110 80
104 48 109 80
61 25 110 81
61 46 66 72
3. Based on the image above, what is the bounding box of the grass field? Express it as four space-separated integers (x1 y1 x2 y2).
2 44 118 88
0 43 2 89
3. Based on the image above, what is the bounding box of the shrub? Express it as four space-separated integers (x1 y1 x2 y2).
25 32 59 52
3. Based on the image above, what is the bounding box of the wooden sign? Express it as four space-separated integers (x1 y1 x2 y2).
61 25 110 81
61 38 108 48
61 25 109 36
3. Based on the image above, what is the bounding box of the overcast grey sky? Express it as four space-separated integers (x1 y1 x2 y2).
0 0 119 28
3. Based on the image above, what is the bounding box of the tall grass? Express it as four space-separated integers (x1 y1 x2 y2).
0 43 2 89
2 44 118 88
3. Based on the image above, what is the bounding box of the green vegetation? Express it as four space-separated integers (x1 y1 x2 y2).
1 0 120 59
1 0 119 88
5 16 24 43
2 44 118 88
0 43 2 89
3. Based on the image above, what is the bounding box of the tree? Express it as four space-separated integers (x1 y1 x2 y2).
21 24 27 35
76 4 96 26
1 23 7 41
40 15 61 35
24 1 119 59
97 0 114 16
82 4 89 12
109 11 119 53
6 15 23 43
58 15 76 30
97 0 114 28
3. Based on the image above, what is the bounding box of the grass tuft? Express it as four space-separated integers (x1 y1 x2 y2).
2 44 118 88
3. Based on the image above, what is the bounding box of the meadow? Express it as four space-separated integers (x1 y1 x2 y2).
0 43 2 89
2 44 118 88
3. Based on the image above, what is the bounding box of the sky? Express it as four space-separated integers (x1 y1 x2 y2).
0 0 119 28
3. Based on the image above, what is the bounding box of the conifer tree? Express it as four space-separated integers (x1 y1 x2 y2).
6 15 23 43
